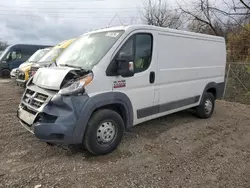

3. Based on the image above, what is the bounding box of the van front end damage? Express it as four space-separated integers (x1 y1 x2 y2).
17 84 89 144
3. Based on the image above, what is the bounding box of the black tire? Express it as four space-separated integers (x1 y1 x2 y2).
83 109 125 156
195 92 215 119
0 69 11 78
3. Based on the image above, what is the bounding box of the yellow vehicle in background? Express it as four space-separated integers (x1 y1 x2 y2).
16 38 75 87
15 48 52 87
29 38 75 77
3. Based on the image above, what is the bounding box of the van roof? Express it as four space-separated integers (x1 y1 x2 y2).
83 24 225 42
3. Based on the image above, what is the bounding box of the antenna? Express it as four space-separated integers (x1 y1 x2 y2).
107 13 124 27
116 14 124 25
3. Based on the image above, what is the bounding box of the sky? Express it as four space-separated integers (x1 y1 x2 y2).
0 0 232 46
0 0 178 45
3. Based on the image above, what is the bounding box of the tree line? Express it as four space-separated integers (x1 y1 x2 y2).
141 0 250 62
0 41 8 51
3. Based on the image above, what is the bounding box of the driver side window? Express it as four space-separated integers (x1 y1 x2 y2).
15 50 22 59
11 51 17 60
116 33 153 74
6 50 22 61
117 37 134 61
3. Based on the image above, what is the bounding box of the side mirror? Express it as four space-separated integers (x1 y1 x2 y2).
117 59 134 77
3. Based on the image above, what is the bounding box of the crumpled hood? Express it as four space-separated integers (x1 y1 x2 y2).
32 67 75 90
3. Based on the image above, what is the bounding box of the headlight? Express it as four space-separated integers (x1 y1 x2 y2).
58 73 93 96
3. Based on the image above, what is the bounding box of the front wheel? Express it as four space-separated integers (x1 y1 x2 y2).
83 109 125 155
195 92 215 119
0 69 11 78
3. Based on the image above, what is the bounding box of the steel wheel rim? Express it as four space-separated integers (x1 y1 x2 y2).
96 121 116 145
205 99 213 114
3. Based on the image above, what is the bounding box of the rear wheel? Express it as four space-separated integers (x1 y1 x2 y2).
83 109 124 155
195 92 215 119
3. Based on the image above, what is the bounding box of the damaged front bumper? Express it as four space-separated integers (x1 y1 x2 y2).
17 84 89 144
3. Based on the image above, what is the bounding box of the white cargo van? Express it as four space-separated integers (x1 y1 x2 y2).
17 25 226 155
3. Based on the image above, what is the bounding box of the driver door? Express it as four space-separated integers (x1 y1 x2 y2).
111 32 159 125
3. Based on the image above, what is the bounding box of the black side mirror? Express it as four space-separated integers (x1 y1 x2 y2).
116 58 134 77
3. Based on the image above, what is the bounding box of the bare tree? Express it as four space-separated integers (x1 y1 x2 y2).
187 19 224 35
141 0 182 29
179 0 250 36
0 41 8 51
178 0 224 35
240 0 250 10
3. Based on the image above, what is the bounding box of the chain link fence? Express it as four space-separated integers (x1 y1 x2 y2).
223 62 250 105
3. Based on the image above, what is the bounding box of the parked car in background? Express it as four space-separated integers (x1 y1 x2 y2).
10 48 52 80
29 38 75 77
10 61 32 80
15 47 52 87
0 44 52 78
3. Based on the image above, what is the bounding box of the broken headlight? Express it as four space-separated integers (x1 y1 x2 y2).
58 73 93 96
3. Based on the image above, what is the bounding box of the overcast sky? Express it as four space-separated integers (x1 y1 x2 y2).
0 0 179 45
0 0 230 46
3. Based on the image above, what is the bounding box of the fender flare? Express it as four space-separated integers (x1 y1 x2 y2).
201 82 225 103
72 92 133 144
200 82 217 103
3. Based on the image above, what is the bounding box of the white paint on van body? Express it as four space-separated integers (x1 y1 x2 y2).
86 25 226 125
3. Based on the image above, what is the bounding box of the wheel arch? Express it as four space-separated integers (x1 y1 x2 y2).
73 92 134 144
201 82 217 104
201 82 225 103
93 103 129 128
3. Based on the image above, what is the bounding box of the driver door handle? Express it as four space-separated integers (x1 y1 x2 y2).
149 71 155 84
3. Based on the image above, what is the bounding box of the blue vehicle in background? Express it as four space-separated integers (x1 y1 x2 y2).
0 44 52 78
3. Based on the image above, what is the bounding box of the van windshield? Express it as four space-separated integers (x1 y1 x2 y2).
0 46 11 60
38 48 63 63
57 30 124 70
28 49 50 62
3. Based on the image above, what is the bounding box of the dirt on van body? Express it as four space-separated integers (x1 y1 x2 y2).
0 79 249 188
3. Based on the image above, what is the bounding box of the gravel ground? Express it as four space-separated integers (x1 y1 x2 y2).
0 79 250 188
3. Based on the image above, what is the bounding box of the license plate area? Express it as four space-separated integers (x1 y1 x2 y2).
18 108 37 126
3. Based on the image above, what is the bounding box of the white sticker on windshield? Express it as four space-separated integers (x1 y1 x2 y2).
106 32 120 38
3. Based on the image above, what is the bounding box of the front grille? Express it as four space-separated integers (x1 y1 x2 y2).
23 89 49 109
23 105 36 115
